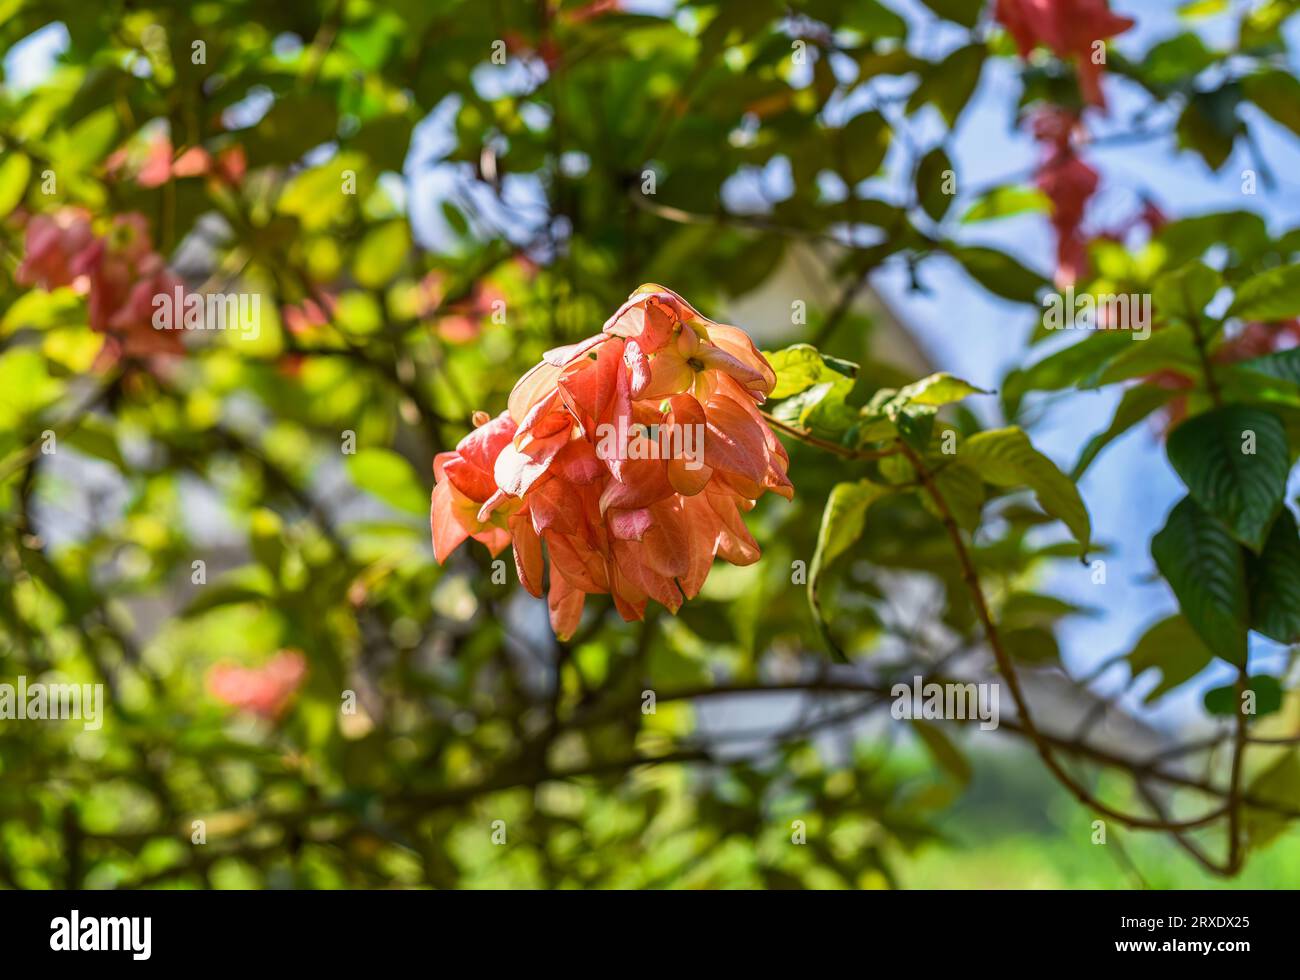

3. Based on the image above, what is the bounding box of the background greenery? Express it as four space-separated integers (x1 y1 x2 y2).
2 0 1299 888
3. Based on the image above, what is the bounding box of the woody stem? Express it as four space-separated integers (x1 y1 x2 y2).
760 411 899 461
893 437 1237 836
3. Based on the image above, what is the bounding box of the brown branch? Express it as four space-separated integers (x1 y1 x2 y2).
1187 312 1223 408
761 411 899 461
677 409 1262 850
630 190 844 248
1137 782 1229 877
1225 666 1251 873
891 437 1229 833
560 676 1299 820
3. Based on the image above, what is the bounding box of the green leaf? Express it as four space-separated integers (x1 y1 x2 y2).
1228 262 1300 321
1072 384 1175 479
1001 626 1060 665
249 508 286 573
678 600 740 645
1240 0 1294 49
773 376 857 440
809 479 892 661
0 152 31 219
765 344 858 399
1179 0 1229 19
346 448 428 515
180 566 278 618
846 0 907 36
1243 70 1300 138
1176 85 1243 171
962 427 1091 554
821 353 861 377
0 348 64 428
240 92 338 167
857 47 926 82
1142 32 1217 87
920 460 985 530
334 291 383 335
440 200 470 238
1002 331 1133 414
1245 507 1300 644
1000 592 1095 631
912 720 971 785
839 110 890 184
915 147 954 222
1204 676 1282 717
918 0 982 27
948 245 1050 304
1 289 86 337
1151 495 1249 665
697 2 779 59
810 479 890 582
878 450 915 486
353 221 411 289
852 410 898 446
887 401 936 449
907 44 985 127
960 185 1050 224
352 112 417 172
894 371 987 407
52 107 119 172
1157 210 1267 267
278 153 368 230
64 419 124 470
1152 260 1222 319
1082 325 1198 388
1125 614 1215 703
1234 346 1300 386
1166 406 1289 551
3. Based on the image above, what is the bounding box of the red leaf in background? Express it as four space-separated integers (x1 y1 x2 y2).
207 650 308 720
995 0 1135 109
1031 108 1099 285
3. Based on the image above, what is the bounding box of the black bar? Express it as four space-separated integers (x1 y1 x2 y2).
0 889 1282 966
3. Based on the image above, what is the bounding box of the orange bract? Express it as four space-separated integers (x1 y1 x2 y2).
431 285 793 638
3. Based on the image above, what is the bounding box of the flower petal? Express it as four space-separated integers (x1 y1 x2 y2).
703 391 769 484
511 511 544 597
548 574 586 639
431 480 470 563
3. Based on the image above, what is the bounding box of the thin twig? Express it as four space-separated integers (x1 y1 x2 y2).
761 411 898 461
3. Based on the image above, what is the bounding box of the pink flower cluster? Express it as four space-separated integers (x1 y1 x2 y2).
16 209 184 360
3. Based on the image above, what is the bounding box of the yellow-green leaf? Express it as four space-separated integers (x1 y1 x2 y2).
962 427 1091 554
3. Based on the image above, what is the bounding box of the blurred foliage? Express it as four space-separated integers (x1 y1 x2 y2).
0 0 1299 889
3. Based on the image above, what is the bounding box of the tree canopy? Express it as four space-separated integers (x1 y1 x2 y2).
2 0 1300 888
